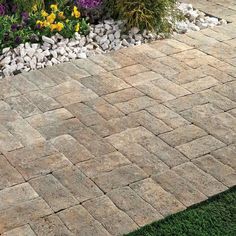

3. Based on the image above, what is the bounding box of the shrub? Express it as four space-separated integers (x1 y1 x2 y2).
116 0 182 33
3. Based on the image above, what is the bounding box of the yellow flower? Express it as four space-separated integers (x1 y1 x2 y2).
43 20 50 27
75 23 80 32
57 22 64 32
58 11 65 20
32 4 37 12
50 23 58 31
50 4 58 12
41 10 48 17
36 20 43 28
47 12 56 24
72 6 80 18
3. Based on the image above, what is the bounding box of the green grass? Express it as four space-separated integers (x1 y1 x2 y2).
126 187 236 236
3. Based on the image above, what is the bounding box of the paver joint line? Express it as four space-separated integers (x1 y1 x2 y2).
0 0 236 235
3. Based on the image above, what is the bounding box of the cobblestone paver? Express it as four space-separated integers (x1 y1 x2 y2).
0 1 236 235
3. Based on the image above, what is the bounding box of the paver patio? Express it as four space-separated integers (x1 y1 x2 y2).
0 0 236 235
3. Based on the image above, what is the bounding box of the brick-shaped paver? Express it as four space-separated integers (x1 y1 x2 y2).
115 96 158 114
102 87 144 104
53 166 103 202
26 108 74 128
66 102 106 126
152 170 207 207
30 214 73 236
90 51 135 71
8 74 38 93
118 143 169 175
200 89 236 111
83 195 138 235
213 82 236 102
139 136 187 167
22 70 55 89
58 205 111 236
112 64 149 79
173 162 227 197
159 124 207 147
2 225 36 236
107 187 163 227
85 97 124 120
1 3 236 233
212 144 236 169
182 76 219 93
147 104 190 128
72 126 116 156
164 93 208 112
93 164 148 192
152 78 191 97
56 62 90 80
105 126 154 149
130 178 185 216
0 125 23 153
29 175 78 212
128 110 172 135
77 151 130 178
26 91 61 112
136 82 175 102
89 116 138 137
176 135 225 159
55 85 98 106
0 155 24 190
73 58 107 75
0 198 52 234
37 118 82 140
5 119 46 146
80 72 130 96
122 71 163 86
50 134 94 164
120 43 166 60
0 183 38 210
193 155 236 187
5 95 41 118
14 152 72 180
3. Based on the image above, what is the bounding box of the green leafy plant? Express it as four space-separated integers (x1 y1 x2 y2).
0 3 89 51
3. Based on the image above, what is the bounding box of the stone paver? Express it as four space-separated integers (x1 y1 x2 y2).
0 1 236 234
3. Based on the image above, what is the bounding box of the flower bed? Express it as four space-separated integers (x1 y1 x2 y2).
0 1 226 78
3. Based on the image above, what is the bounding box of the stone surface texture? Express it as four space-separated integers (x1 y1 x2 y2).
0 1 236 235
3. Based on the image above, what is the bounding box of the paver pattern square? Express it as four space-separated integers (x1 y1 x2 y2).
0 0 236 235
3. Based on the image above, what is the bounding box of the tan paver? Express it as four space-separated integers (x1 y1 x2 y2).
0 2 236 233
57 205 111 236
82 195 138 235
130 178 186 216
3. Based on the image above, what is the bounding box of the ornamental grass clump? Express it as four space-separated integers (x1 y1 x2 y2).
116 0 182 33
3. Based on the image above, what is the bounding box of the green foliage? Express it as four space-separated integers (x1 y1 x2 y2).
116 0 182 33
0 15 37 49
0 4 89 51
126 187 236 236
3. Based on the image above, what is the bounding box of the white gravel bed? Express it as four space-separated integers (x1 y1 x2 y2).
0 3 227 79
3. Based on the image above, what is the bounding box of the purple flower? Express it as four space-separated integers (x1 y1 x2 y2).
76 0 102 9
0 4 6 15
22 12 29 24
11 23 18 31
15 36 21 44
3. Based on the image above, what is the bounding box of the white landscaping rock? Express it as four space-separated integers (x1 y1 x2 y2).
42 36 55 45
